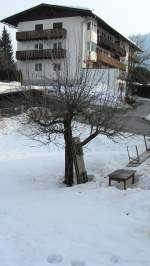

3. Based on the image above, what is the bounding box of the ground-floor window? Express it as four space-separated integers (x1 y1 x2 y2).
35 63 42 71
53 63 61 71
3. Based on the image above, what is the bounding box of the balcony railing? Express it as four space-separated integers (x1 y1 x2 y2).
16 28 67 41
98 36 126 57
97 52 126 71
16 49 66 60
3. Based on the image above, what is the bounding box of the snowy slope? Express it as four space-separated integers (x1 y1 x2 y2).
0 118 150 266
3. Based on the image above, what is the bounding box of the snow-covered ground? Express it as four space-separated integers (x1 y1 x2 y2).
0 82 53 94
144 114 150 122
0 82 21 94
0 118 150 266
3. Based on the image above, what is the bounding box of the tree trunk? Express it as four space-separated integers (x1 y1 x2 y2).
64 120 74 186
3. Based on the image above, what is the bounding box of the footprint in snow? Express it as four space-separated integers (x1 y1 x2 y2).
71 260 86 266
110 255 119 264
47 254 63 264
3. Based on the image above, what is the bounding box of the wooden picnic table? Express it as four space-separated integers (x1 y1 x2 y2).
107 169 136 190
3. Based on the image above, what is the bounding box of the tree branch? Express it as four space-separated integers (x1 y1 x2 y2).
81 130 99 146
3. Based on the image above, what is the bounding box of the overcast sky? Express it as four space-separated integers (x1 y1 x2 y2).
0 0 149 51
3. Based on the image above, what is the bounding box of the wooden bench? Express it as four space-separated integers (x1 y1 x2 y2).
106 169 136 190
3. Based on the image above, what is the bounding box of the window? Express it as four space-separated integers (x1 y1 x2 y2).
53 42 62 49
35 24 43 31
58 42 62 49
87 42 96 52
53 22 63 29
53 43 57 49
35 64 42 71
53 63 61 71
87 22 91 30
92 23 97 32
39 43 43 50
35 43 43 50
91 42 97 52
87 42 91 51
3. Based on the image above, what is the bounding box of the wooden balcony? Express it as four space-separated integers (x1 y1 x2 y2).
16 28 67 41
16 49 66 60
98 36 126 57
97 52 126 71
116 44 126 57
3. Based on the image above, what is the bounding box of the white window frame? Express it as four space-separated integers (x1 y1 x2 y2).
35 63 42 72
53 42 62 49
35 43 43 50
53 63 61 71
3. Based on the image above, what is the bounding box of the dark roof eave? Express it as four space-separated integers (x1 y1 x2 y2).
0 3 92 27
1 3 141 51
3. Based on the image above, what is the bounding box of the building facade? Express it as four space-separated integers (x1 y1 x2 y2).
1 4 140 87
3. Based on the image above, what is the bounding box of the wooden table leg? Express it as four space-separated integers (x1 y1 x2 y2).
132 174 135 184
109 178 111 187
124 180 126 190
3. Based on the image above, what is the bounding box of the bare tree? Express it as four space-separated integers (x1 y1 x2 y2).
130 35 150 67
126 35 150 96
20 51 125 186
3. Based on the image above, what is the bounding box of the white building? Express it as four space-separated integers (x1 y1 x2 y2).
1 3 140 88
